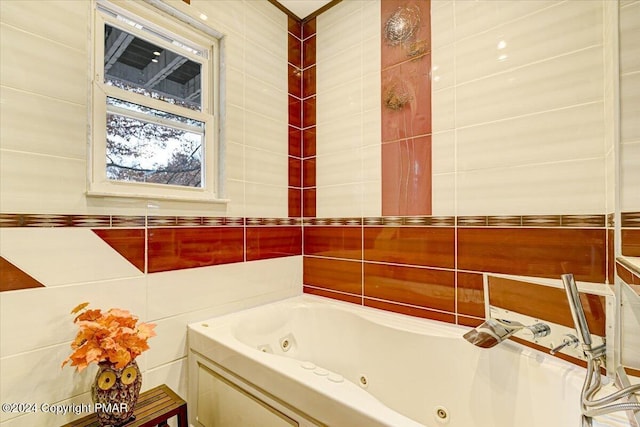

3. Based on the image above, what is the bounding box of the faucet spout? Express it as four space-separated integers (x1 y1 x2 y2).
463 318 523 348
463 318 551 349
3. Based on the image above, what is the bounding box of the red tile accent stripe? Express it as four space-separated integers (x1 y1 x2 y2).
364 263 455 312
458 228 607 283
246 227 302 261
364 298 456 323
147 227 244 273
303 285 361 305
364 226 455 269
456 272 485 318
622 229 640 257
0 257 45 291
304 226 362 259
93 229 146 273
488 276 607 337
303 257 362 295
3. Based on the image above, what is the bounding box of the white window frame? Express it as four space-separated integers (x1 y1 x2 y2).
88 0 225 203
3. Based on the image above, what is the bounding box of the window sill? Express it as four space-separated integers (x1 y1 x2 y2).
86 190 230 204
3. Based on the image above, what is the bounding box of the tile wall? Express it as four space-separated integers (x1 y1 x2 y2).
306 0 640 373
618 0 640 376
0 1 301 426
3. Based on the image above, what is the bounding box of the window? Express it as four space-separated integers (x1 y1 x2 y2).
89 1 222 202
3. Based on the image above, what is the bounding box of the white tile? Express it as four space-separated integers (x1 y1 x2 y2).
316 81 363 125
362 180 382 218
245 0 288 29
456 158 606 216
224 179 246 217
146 258 301 320
244 110 288 154
245 40 288 90
362 107 381 147
142 358 188 401
362 1 381 41
620 1 640 74
317 48 362 91
0 23 86 105
316 183 363 218
226 65 246 110
362 144 381 182
317 0 363 31
147 263 251 319
225 104 245 144
432 46 455 91
621 141 640 212
431 1 454 49
455 1 603 84
244 182 288 217
225 142 245 181
432 172 456 216
605 149 616 215
362 71 381 113
316 113 362 156
244 147 287 187
244 4 287 58
0 277 146 357
0 228 143 287
456 46 604 127
0 344 97 423
432 87 455 132
316 148 362 187
621 72 640 143
432 131 455 175
456 102 605 172
221 32 245 73
200 0 245 36
0 0 89 52
244 75 288 123
0 151 87 213
362 36 380 76
620 283 640 370
454 0 557 42
0 87 86 159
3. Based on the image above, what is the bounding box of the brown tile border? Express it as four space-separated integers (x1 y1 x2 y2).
4 213 632 229
622 212 640 228
0 214 302 228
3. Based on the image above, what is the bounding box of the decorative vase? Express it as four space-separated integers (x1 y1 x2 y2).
91 360 142 427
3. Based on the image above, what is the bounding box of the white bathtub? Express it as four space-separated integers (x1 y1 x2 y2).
188 295 630 427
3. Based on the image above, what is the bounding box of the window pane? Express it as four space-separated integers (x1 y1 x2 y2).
104 24 202 111
106 99 204 188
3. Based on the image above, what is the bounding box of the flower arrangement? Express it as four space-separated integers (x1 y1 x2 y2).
62 302 156 372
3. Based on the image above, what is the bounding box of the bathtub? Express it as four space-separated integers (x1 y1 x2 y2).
187 295 630 427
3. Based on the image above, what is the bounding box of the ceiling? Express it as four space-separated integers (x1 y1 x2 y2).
276 0 333 19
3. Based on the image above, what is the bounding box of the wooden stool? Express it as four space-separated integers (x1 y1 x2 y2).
61 384 187 427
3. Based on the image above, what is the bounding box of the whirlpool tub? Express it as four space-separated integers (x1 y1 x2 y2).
187 295 629 427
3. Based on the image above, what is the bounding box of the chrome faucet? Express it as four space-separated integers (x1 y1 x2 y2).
463 318 550 349
559 274 640 425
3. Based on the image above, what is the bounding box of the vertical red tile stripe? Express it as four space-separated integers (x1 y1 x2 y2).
288 17 303 218
302 18 317 217
381 0 432 216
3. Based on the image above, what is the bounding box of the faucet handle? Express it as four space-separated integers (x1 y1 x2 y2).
523 322 551 339
550 334 580 355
